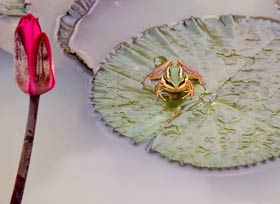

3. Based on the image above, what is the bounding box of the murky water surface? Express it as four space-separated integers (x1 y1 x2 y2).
0 0 280 203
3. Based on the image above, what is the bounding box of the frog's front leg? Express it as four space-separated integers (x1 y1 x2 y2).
155 81 179 101
142 59 172 87
155 81 167 101
182 80 194 99
178 59 206 90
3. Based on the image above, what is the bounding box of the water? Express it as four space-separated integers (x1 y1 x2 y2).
0 0 280 203
72 0 280 69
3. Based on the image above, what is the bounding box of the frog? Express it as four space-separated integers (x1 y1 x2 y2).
142 57 206 101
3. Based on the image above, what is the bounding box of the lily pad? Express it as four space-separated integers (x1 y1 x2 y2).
57 0 99 74
0 0 28 16
92 15 280 168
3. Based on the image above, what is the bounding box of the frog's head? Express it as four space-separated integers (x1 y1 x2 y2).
162 64 188 91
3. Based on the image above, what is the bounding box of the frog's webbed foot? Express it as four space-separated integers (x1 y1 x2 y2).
182 91 193 100
155 82 166 101
182 80 194 99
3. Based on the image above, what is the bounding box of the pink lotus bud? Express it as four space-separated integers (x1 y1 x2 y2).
14 13 55 96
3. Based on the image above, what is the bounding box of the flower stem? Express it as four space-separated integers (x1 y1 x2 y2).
10 95 40 204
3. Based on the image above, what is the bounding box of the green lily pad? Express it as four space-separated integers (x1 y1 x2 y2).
0 0 28 16
92 15 280 168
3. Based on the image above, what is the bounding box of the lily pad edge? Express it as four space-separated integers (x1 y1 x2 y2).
56 0 99 74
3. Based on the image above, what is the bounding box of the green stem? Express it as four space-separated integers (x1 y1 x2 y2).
10 95 40 204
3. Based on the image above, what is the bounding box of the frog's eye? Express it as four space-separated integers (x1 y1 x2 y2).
164 79 174 87
178 80 186 87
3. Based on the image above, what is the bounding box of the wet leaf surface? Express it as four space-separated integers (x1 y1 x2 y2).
92 15 280 168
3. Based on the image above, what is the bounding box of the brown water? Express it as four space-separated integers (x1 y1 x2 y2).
1 0 280 204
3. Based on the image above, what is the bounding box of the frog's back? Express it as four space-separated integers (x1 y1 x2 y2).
163 65 185 87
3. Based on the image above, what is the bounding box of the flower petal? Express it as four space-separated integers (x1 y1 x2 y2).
17 13 41 59
28 33 55 95
14 26 29 94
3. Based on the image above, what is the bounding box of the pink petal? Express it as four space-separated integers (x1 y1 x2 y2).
16 13 41 60
28 33 55 96
14 26 29 94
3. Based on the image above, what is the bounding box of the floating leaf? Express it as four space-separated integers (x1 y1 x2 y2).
92 15 280 168
0 0 28 16
57 0 99 74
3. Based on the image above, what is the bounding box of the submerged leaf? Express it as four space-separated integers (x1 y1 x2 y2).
93 15 280 168
0 0 28 16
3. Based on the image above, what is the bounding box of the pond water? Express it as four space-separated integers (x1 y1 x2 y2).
0 0 280 203
72 0 280 69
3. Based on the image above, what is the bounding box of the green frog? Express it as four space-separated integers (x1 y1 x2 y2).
142 57 206 101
